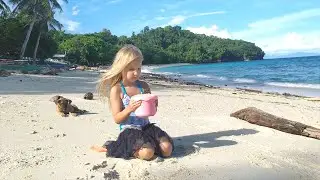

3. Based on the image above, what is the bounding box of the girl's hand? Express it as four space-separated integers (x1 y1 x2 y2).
127 100 142 112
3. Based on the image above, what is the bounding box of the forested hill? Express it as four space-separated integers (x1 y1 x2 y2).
56 26 265 65
129 26 265 64
0 15 265 65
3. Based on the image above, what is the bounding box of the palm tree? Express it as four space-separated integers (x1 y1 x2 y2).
0 0 10 15
9 0 67 59
33 7 62 61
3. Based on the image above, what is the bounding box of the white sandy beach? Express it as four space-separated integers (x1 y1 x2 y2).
0 70 319 180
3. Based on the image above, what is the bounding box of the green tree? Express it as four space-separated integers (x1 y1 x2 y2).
59 35 110 65
33 7 62 61
0 17 266 65
0 16 24 58
9 0 67 59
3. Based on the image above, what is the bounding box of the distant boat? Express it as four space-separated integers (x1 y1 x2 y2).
44 58 69 69
53 54 66 59
45 58 68 64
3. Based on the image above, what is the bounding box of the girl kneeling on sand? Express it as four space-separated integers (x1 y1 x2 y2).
92 44 174 160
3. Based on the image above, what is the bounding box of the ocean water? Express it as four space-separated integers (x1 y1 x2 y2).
151 56 320 97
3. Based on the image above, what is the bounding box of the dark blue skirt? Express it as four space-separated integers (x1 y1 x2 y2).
103 123 174 159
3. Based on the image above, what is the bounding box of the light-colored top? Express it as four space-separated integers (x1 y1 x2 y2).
119 81 150 131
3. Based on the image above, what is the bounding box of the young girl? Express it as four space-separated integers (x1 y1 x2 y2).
92 44 173 160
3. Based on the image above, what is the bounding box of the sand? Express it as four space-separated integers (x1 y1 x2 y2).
0 70 319 180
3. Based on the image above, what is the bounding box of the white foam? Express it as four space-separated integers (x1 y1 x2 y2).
215 76 228 81
185 74 227 81
142 67 179 76
196 74 209 78
157 71 179 75
265 82 320 89
141 68 152 73
233 78 256 83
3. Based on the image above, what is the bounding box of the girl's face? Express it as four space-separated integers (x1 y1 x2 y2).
122 59 142 83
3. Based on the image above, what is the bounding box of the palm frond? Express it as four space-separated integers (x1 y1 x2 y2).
9 0 66 31
50 0 67 12
49 18 62 30
11 0 34 14
0 0 10 12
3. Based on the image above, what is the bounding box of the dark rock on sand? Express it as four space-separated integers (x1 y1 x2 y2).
92 161 108 171
84 92 94 100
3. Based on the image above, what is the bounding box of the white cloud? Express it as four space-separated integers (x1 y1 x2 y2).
249 8 320 28
187 24 320 55
165 11 225 26
234 8 320 39
256 31 320 54
57 0 65 6
56 15 80 31
189 11 225 17
167 15 186 26
108 0 122 4
160 9 166 13
187 25 232 39
223 8 320 55
155 16 166 21
54 1 80 32
72 6 80 16
65 20 80 31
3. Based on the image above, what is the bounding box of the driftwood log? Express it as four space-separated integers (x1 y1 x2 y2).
230 107 320 140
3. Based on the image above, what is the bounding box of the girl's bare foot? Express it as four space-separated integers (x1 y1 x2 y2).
90 145 107 152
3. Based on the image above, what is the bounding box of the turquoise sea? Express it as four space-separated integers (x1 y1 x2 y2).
152 56 320 97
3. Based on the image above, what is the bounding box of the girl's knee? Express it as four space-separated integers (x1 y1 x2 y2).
160 141 173 157
137 147 155 160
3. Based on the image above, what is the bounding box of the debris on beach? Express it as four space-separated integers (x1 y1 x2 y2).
40 68 59 75
103 170 119 180
54 133 67 138
0 69 11 77
92 161 108 171
84 92 94 100
231 107 320 140
30 131 38 134
305 97 320 102
236 88 262 93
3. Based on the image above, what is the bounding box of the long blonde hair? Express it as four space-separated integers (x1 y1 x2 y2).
97 44 144 101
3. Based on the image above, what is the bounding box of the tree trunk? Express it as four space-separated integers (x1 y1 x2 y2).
20 17 36 59
230 107 320 140
33 30 42 63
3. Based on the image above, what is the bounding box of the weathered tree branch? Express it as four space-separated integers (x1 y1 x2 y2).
230 107 320 140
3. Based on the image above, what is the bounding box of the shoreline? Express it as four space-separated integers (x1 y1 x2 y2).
1 65 319 99
142 64 320 98
141 72 315 99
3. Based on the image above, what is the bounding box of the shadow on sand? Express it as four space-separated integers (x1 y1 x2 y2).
171 128 259 158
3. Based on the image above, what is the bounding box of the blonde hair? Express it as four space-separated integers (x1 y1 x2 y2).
97 44 144 101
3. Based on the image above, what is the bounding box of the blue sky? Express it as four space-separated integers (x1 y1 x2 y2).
56 0 319 56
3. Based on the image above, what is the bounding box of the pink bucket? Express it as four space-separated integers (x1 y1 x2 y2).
131 94 158 117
